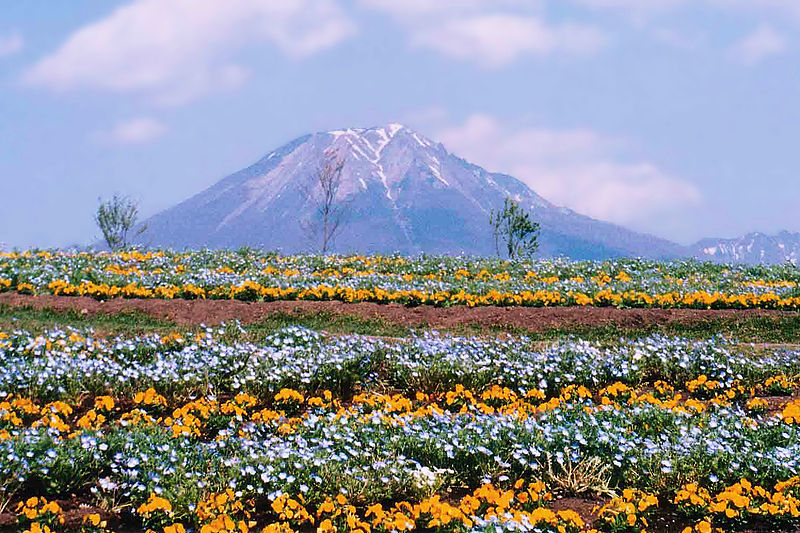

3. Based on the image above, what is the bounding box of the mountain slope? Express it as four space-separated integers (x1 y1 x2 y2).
692 231 800 264
138 124 685 259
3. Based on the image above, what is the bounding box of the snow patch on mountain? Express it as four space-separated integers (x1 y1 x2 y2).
692 231 800 264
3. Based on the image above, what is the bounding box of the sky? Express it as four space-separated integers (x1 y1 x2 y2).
1 0 799 249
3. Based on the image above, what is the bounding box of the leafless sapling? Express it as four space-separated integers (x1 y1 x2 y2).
302 150 349 254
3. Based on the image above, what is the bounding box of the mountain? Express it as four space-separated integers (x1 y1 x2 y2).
691 231 800 264
137 123 686 259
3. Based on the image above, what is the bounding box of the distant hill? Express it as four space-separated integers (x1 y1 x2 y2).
691 231 800 264
137 123 687 259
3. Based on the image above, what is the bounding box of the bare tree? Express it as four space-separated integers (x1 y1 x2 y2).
95 194 146 251
302 149 349 253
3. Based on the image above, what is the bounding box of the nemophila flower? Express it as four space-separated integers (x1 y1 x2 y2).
98 477 118 491
2 313 800 531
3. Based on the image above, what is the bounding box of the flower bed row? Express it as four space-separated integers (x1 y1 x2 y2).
3 251 800 309
2 325 800 532
2 325 800 401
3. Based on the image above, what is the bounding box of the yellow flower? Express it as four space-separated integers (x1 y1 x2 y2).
138 494 173 516
84 513 103 527
781 400 800 424
696 518 712 533
274 389 305 404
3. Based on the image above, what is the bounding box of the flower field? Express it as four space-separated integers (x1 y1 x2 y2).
2 322 800 533
2 250 800 309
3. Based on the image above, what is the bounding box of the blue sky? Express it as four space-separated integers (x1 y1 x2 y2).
1 0 799 249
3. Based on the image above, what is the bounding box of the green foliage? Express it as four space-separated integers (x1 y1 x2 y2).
489 197 540 260
94 194 146 251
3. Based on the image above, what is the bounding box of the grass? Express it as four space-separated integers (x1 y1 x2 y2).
0 304 178 337
428 314 800 345
0 305 410 340
243 311 410 339
2 303 800 345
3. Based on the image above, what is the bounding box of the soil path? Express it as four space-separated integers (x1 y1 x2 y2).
2 293 798 332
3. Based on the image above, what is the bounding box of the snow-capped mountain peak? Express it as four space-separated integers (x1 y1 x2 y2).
136 124 685 258
692 231 800 264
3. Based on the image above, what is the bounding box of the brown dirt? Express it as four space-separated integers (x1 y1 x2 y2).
0 499 114 530
761 394 800 417
550 495 605 526
1 293 798 332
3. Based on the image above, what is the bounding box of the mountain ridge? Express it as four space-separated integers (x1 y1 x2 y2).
691 230 800 264
136 123 793 263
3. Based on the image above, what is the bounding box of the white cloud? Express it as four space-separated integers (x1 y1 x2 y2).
359 0 538 18
731 24 786 64
24 0 355 104
570 0 800 20
360 1 604 67
709 0 800 19
437 114 701 225
572 0 687 16
0 32 23 57
412 15 606 67
102 117 168 145
570 0 686 15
